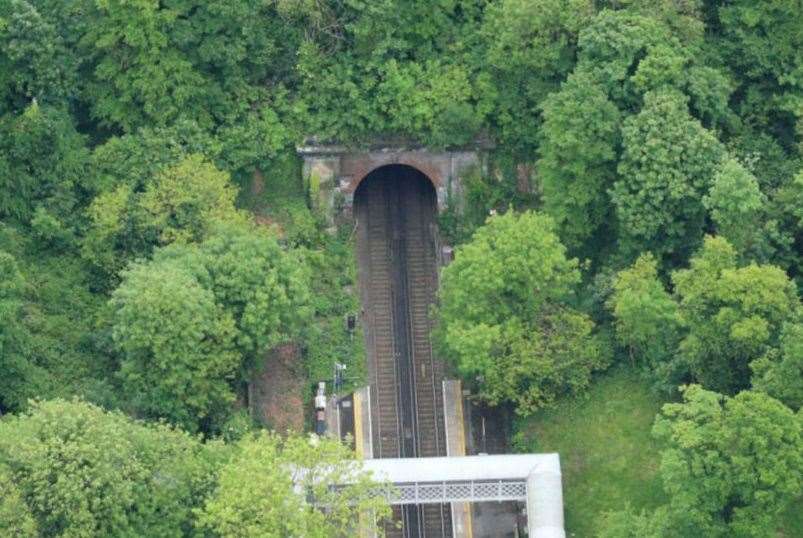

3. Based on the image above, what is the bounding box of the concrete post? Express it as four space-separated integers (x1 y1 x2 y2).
526 455 565 538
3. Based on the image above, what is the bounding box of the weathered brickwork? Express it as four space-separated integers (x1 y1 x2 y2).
297 140 490 222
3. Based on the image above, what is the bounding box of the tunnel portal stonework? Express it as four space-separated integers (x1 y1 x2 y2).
297 139 490 222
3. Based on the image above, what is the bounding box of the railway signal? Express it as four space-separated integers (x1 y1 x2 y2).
333 362 347 391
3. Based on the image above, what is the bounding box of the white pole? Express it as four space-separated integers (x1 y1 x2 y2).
526 455 566 538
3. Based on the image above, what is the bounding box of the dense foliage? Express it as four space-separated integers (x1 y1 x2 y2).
609 236 802 398
1 0 801 535
111 221 311 433
0 400 387 537
0 399 220 536
599 386 802 538
435 211 609 414
198 432 391 537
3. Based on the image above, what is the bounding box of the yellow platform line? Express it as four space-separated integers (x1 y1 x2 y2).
353 390 364 460
353 389 376 537
457 383 473 538
447 380 473 538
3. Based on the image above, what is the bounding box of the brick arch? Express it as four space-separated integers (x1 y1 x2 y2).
298 141 489 221
338 152 454 213
345 159 443 197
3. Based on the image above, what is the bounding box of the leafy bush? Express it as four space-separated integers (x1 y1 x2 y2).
435 210 610 414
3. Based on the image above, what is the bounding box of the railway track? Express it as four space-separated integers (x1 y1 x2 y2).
356 168 451 538
403 179 451 537
363 180 401 460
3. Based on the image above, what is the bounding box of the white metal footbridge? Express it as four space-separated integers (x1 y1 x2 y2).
362 453 565 538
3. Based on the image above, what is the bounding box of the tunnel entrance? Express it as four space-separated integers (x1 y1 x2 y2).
354 165 452 538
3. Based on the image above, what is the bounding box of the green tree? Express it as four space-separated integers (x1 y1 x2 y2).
23 0 299 172
197 432 391 538
703 158 768 258
721 134 801 287
111 221 311 431
111 261 240 432
294 0 487 146
90 120 222 193
0 399 222 537
0 0 77 113
751 322 803 410
608 253 681 390
654 386 802 537
83 154 243 288
0 103 89 226
435 211 609 414
612 91 726 263
0 463 37 537
538 71 620 253
600 386 802 538
672 236 801 394
773 169 803 288
78 0 207 132
138 154 245 245
576 9 675 110
481 0 595 155
574 8 730 125
0 251 42 413
713 0 802 147
155 220 313 371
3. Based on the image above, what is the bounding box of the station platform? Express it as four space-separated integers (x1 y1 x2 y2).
346 380 474 537
326 381 564 538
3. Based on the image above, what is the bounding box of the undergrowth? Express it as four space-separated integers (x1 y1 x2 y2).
238 151 366 399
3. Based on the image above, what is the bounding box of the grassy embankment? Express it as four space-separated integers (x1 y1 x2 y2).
514 367 802 537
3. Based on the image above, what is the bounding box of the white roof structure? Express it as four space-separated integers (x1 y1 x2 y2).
362 453 559 482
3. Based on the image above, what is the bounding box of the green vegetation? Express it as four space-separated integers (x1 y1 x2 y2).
513 368 667 536
236 154 367 395
0 399 222 536
436 211 610 414
608 236 802 399
198 432 391 537
599 386 802 538
515 369 803 538
672 237 800 395
112 256 242 433
1 0 801 535
0 400 389 537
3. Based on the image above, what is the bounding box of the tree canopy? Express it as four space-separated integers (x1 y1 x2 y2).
111 221 311 433
111 258 240 432
0 399 221 537
0 1 801 534
672 236 801 394
83 154 245 288
608 253 681 391
0 250 42 413
609 236 802 397
435 210 609 414
0 399 385 537
198 432 391 537
600 385 802 538
612 90 726 262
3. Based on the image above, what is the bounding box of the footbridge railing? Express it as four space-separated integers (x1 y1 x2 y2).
391 479 527 505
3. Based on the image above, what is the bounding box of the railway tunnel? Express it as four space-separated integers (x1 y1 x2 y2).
354 165 452 538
